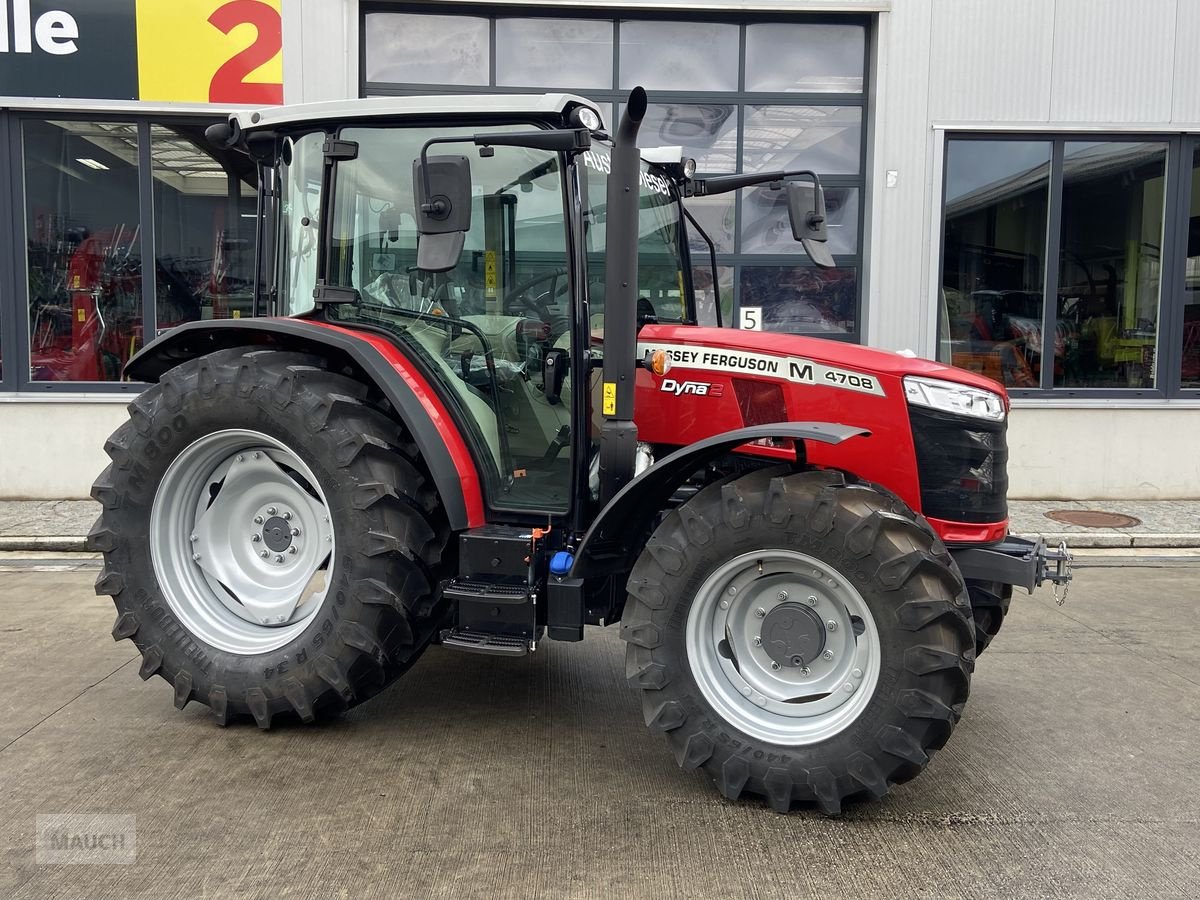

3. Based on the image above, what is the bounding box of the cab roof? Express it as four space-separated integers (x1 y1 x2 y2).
231 94 604 132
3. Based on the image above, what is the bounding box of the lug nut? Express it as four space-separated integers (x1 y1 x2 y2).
827 620 838 632
771 662 781 671
191 553 201 561
267 506 277 515
291 527 300 537
253 452 261 459
777 590 788 601
752 635 762 646
806 595 817 606
275 554 284 563
755 607 766 618
260 550 269 558
283 511 292 521
727 586 737 596
823 649 834 661
800 666 810 676
236 455 244 462
288 546 297 555
843 682 854 693
189 534 198 543
254 516 263 525
852 667 863 679
251 534 261 543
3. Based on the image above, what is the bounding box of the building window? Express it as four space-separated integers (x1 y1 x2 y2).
361 5 869 340
24 120 144 384
942 134 1197 397
4 114 258 390
1182 146 1200 389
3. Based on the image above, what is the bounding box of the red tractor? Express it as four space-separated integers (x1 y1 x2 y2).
89 90 1070 814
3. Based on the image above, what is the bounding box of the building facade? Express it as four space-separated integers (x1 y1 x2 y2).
2 0 1198 500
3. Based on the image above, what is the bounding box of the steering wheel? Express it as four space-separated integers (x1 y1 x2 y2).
502 268 569 326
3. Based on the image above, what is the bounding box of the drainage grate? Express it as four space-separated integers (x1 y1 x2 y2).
1044 509 1142 528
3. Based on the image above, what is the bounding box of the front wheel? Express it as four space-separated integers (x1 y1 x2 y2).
621 468 975 814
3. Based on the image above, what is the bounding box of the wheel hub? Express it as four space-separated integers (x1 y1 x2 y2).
261 515 294 552
685 550 882 746
150 429 335 655
760 602 826 668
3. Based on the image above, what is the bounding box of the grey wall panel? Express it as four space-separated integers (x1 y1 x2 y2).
863 0 933 353
1049 0 1177 123
928 0 1053 123
1172 0 1200 123
285 0 356 104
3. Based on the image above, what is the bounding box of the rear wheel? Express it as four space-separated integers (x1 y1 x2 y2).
89 347 449 727
621 468 975 813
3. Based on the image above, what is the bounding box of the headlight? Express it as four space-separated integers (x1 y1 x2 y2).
903 375 1005 422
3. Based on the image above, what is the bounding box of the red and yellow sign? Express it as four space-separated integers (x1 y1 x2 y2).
137 0 283 104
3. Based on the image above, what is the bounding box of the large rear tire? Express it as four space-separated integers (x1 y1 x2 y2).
621 468 974 814
88 347 449 727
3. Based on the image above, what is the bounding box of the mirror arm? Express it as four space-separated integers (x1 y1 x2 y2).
693 169 824 197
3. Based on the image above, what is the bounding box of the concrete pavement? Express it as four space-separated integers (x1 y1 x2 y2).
2 562 1200 898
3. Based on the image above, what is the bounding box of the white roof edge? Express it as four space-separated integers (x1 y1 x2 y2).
232 94 603 131
641 146 684 165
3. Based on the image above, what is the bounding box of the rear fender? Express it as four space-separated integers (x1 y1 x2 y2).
569 422 870 579
125 318 485 530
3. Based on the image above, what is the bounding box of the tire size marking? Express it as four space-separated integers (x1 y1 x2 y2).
637 342 885 397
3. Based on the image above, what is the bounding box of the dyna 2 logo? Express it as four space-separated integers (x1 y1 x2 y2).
660 378 724 397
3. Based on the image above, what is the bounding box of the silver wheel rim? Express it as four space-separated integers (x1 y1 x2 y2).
685 549 882 746
150 429 335 655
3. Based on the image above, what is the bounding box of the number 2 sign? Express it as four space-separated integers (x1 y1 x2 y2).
137 0 283 104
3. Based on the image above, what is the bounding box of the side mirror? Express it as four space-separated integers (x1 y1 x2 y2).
412 154 472 272
542 348 569 405
786 181 835 268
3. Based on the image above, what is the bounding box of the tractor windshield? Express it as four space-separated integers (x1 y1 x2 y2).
579 147 693 334
318 123 576 515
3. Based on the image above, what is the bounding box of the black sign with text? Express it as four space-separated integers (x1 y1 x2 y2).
0 0 138 100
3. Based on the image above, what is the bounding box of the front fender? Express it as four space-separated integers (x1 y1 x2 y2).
570 422 870 579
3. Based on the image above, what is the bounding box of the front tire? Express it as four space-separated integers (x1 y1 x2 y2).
621 468 974 814
88 347 449 727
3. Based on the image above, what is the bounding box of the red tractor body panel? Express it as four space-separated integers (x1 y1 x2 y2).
634 325 1009 544
315 322 488 528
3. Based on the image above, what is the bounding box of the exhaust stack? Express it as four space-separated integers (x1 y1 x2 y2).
598 87 648 505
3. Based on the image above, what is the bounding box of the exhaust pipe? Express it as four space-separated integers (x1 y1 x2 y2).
598 87 648 505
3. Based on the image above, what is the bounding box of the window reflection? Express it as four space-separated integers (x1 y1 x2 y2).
619 21 739 91
152 124 257 331
740 266 857 335
637 104 738 173
745 24 865 93
25 120 142 383
742 185 858 255
1180 146 1200 388
1055 142 1166 389
364 14 489 85
496 18 612 88
742 106 862 176
942 140 1051 387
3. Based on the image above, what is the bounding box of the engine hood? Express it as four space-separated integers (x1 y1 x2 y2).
640 324 1007 398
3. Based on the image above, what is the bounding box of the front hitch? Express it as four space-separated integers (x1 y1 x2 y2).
951 535 1074 605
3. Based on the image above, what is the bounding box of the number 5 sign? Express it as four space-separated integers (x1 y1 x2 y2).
137 0 282 104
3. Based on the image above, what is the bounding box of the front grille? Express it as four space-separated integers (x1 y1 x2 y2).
908 406 1008 523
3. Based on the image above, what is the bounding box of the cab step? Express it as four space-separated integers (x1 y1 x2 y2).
440 628 529 657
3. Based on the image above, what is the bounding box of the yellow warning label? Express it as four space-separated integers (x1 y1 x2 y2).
484 250 497 298
76 308 85 323
232 309 241 318
602 382 617 416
